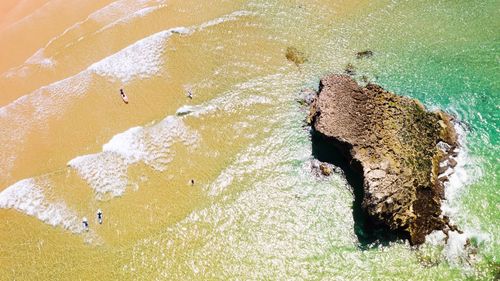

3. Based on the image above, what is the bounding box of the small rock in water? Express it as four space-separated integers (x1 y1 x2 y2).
439 161 449 174
438 175 449 182
344 63 356 76
319 163 332 176
356 50 374 59
448 158 458 168
298 88 317 106
437 141 452 152
285 46 307 66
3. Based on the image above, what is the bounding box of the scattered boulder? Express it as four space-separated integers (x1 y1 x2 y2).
285 47 307 66
298 88 317 106
356 50 374 59
311 160 340 177
319 163 332 176
308 74 459 245
344 63 356 76
448 158 458 168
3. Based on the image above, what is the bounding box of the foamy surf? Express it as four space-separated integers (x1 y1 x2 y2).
2 0 167 78
89 27 190 83
0 9 254 112
0 71 92 183
424 121 488 266
2 7 253 81
87 9 254 83
0 10 252 183
68 116 198 198
25 49 56 69
441 122 483 218
66 68 278 200
0 178 82 233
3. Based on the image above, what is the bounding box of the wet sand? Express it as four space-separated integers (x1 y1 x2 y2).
1 0 496 280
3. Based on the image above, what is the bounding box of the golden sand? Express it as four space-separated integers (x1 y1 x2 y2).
0 0 370 279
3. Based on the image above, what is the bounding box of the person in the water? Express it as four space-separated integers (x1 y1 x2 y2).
187 90 193 99
82 217 89 231
120 88 129 104
97 209 103 224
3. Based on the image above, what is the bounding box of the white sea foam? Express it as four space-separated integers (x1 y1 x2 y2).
2 3 251 81
0 71 91 182
103 126 146 163
0 178 81 233
425 230 447 246
68 116 199 198
0 9 254 117
89 0 154 23
198 10 255 31
96 5 160 32
441 122 482 220
89 27 189 83
0 10 252 181
68 153 129 197
175 105 210 116
444 231 470 265
87 9 253 82
2 0 167 79
424 122 488 265
3 49 56 78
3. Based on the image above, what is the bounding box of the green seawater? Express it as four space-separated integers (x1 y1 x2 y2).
126 1 498 280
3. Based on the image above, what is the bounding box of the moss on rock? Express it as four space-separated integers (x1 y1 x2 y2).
310 74 458 245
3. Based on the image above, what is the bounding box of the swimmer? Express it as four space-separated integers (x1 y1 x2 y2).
97 209 103 225
82 217 89 231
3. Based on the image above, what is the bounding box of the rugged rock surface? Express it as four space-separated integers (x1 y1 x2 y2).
308 74 459 245
285 47 307 66
356 50 374 59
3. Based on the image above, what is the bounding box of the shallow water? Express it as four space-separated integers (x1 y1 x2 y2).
0 0 498 280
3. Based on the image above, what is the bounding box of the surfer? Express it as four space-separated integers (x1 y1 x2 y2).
120 88 129 104
187 90 193 99
190 179 195 185
82 217 89 231
97 209 103 224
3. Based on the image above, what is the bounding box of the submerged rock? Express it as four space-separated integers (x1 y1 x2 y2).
309 74 458 245
344 63 356 76
356 50 374 59
285 47 307 66
310 159 340 177
298 88 317 106
319 163 332 176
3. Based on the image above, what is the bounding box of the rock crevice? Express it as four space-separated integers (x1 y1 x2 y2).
309 74 459 245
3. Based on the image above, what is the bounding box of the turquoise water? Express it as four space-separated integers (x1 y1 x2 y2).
360 1 500 267
1 0 497 279
125 1 498 279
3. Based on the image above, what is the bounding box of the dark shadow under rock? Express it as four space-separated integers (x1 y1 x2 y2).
311 130 409 248
307 74 459 245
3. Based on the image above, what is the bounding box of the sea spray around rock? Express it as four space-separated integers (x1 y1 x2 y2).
308 74 459 245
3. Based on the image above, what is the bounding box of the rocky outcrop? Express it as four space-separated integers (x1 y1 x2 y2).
356 50 374 59
308 74 459 245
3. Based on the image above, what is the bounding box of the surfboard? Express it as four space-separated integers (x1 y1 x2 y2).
120 90 129 104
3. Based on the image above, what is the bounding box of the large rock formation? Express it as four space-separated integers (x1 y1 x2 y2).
308 74 459 245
